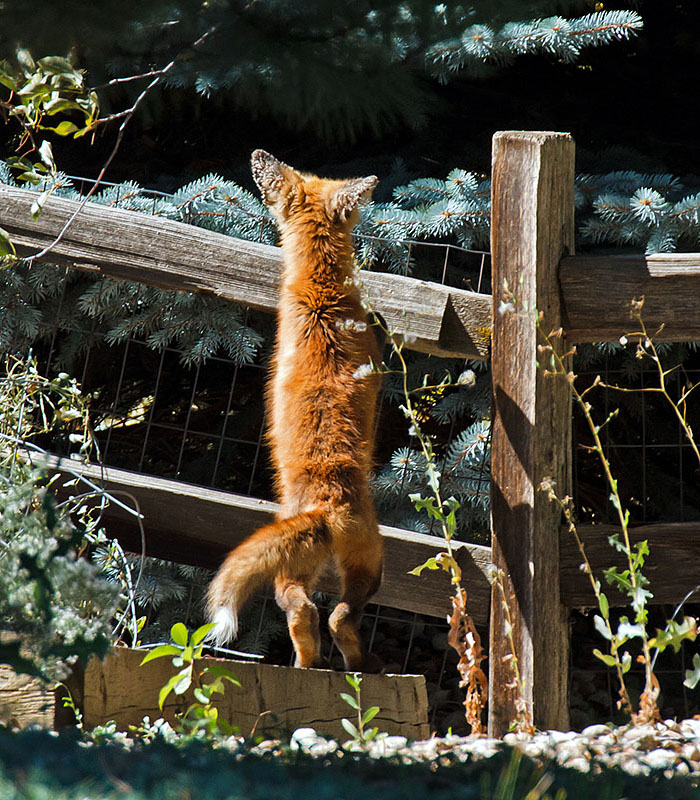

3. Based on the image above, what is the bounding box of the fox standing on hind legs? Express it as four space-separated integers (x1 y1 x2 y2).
207 150 383 671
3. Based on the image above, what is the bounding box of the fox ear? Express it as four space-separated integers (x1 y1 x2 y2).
329 176 378 222
251 149 300 205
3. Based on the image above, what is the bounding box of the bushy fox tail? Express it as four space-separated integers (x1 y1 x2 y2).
206 508 332 646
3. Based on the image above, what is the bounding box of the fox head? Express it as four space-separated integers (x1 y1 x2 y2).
251 149 377 232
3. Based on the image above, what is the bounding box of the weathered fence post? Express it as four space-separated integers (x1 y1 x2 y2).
489 131 575 736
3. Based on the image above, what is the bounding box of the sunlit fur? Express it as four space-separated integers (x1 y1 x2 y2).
207 151 383 670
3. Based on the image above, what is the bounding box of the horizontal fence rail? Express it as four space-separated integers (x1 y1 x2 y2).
48 459 700 628
48 458 492 626
560 253 700 342
4 186 700 353
0 185 491 360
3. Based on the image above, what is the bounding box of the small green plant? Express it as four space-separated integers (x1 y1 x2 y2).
533 296 698 723
140 621 241 737
382 329 488 735
339 672 385 747
56 682 84 729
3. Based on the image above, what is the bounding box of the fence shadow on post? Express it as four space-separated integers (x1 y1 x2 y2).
489 131 575 736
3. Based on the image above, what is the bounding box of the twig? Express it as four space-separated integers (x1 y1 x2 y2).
22 25 217 267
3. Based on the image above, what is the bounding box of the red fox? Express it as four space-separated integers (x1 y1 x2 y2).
206 150 383 671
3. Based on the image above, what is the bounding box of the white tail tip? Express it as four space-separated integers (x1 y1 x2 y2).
207 606 238 646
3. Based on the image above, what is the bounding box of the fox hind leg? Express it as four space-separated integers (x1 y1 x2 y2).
329 548 383 672
275 576 322 668
207 508 330 651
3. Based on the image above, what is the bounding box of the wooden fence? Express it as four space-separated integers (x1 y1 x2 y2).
1 130 699 736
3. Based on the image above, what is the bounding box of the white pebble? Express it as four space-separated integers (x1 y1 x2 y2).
564 756 591 773
581 724 611 738
290 727 320 751
644 748 677 770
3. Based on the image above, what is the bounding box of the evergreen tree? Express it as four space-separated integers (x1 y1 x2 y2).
1 1 642 142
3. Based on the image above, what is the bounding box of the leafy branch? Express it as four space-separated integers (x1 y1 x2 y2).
382 330 488 735
532 296 698 723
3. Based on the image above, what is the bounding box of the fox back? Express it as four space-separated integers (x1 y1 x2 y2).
207 151 384 671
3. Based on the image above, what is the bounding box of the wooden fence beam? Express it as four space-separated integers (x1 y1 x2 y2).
0 184 491 360
560 253 700 342
46 458 700 622
47 458 493 626
560 523 700 607
489 131 574 736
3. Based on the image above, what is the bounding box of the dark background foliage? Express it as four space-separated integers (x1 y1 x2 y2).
2 1 697 187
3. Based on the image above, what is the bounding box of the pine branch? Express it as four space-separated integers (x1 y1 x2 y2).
427 10 643 79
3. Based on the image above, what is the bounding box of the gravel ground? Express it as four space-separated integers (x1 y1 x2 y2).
246 717 700 782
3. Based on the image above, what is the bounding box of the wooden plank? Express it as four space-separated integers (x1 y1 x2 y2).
0 184 491 359
489 131 574 735
0 664 56 728
49 459 492 626
79 648 429 740
560 253 700 342
560 522 700 608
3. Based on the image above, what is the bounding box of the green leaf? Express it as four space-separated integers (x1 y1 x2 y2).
191 622 216 646
603 566 631 591
16 171 41 185
43 97 82 116
621 651 632 674
172 667 192 696
203 664 241 685
616 617 644 642
193 687 210 704
205 678 225 695
631 584 653 613
37 140 53 168
607 533 628 554
30 190 50 221
345 672 362 691
340 692 359 710
170 622 189 646
36 56 77 75
649 616 697 654
139 644 182 665
684 653 700 689
341 718 360 739
409 493 442 520
408 557 440 576
46 120 79 136
0 226 16 258
158 672 188 710
363 727 379 742
599 592 609 619
362 706 380 726
16 49 36 72
592 648 617 667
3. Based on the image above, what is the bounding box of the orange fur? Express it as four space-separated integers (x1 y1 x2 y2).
207 151 383 670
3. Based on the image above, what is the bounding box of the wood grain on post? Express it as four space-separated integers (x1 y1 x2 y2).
489 132 574 736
